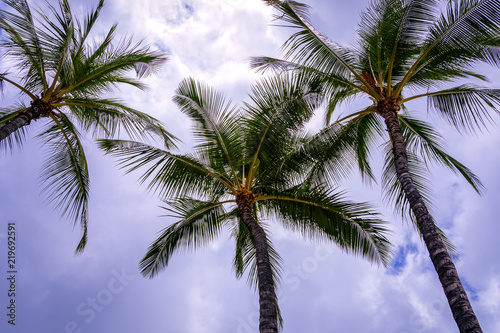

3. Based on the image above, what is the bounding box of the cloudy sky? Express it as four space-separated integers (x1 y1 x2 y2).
1 0 499 332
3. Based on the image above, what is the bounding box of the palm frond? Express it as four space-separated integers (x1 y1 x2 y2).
282 111 382 188
37 112 89 253
75 0 105 48
277 122 358 189
257 187 393 267
357 0 439 87
264 1 361 83
244 73 322 185
386 0 440 82
173 78 243 185
399 113 484 193
424 85 500 133
0 0 48 91
480 36 500 66
398 0 500 93
249 56 363 124
343 111 385 183
250 56 358 92
64 23 118 90
405 57 490 88
57 37 167 97
59 97 177 148
429 0 500 55
140 198 229 278
97 139 232 199
324 87 363 124
0 73 38 99
250 56 304 73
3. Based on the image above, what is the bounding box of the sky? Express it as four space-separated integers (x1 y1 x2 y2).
0 0 499 332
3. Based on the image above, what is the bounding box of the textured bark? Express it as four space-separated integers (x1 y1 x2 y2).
236 189 278 333
378 100 482 333
0 99 53 143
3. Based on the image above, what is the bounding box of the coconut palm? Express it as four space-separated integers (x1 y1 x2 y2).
252 0 500 331
98 76 392 333
0 0 175 252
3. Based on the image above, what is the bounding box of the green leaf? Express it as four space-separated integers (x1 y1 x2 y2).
174 78 243 186
38 112 89 253
265 1 359 81
61 97 178 148
425 85 500 133
399 113 484 193
257 186 393 267
357 0 439 86
244 73 322 185
140 198 229 278
398 0 500 92
97 139 231 199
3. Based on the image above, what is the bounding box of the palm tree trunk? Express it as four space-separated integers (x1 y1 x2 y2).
236 189 278 333
378 101 482 333
0 103 49 143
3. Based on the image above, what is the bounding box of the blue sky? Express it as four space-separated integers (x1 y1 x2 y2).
1 0 500 332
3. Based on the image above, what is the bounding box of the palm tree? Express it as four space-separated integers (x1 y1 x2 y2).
0 0 175 252
98 76 392 333
252 0 500 331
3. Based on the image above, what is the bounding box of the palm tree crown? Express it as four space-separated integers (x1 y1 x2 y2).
0 0 175 252
99 76 392 332
253 0 500 331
